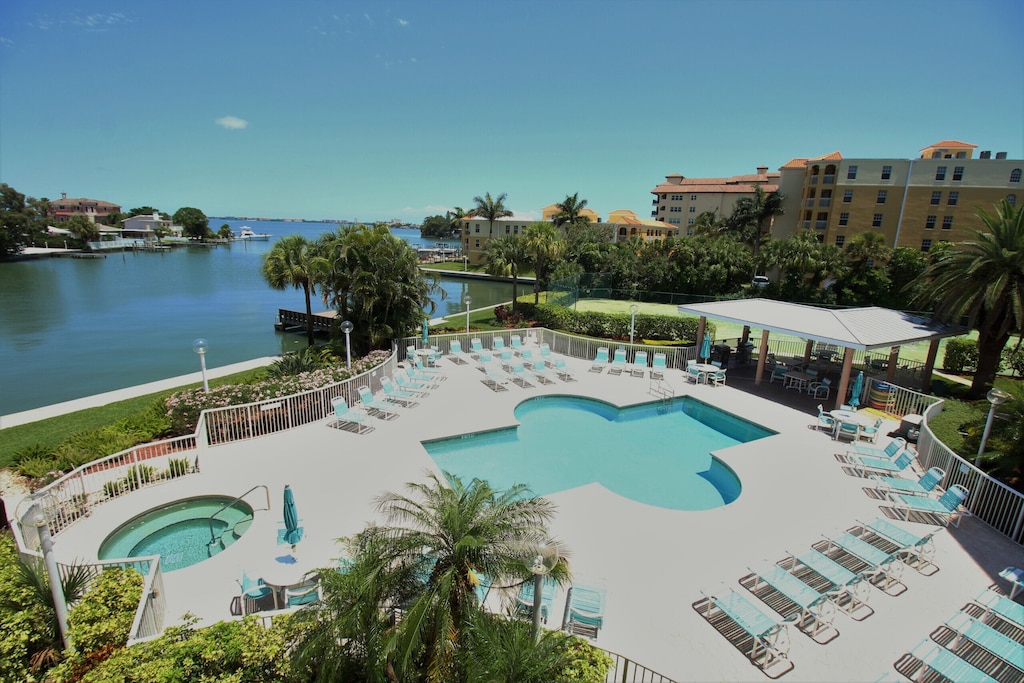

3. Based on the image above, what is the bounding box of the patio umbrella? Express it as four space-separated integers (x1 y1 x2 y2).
282 485 303 548
849 371 865 408
700 333 712 363
422 319 429 344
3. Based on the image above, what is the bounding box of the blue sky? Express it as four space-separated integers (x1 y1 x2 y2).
1 0 1021 223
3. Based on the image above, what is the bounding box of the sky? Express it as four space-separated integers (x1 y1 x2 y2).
1 0 1022 223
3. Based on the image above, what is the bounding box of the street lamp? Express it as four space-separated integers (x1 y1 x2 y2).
464 295 472 333
524 543 559 642
629 304 639 345
340 320 354 371
976 388 1012 464
192 338 209 392
22 503 73 651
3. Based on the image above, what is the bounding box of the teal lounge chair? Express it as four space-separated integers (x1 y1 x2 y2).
741 564 838 643
329 397 372 434
695 588 792 676
380 377 419 408
781 550 873 620
553 357 576 381
356 385 397 420
529 359 557 384
515 576 556 623
870 467 945 497
853 518 941 572
539 343 552 359
510 362 535 388
943 610 1024 672
651 352 667 379
973 588 1024 629
888 484 969 527
814 531 904 594
849 449 917 478
405 364 439 387
564 584 606 638
483 365 511 391
608 347 628 375
630 350 649 378
510 334 523 352
394 372 430 396
414 358 444 379
470 337 484 357
491 336 506 352
899 639 997 683
590 347 609 373
851 436 907 460
448 339 468 365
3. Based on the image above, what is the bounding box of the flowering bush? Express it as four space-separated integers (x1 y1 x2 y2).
164 349 392 435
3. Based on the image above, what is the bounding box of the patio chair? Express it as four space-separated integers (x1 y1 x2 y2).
470 337 484 357
694 588 792 676
514 576 556 623
564 584 606 638
852 518 941 573
329 397 372 434
769 364 789 384
510 362 535 388
813 531 905 594
448 339 468 364
740 564 838 643
498 349 514 370
711 369 727 387
380 377 419 408
808 377 831 400
631 350 649 378
492 336 506 352
651 352 668 379
590 347 609 373
608 348 628 376
858 418 884 443
520 348 534 364
888 484 969 527
553 357 577 381
414 358 445 379
285 579 320 607
686 364 704 384
898 639 997 683
814 404 836 433
529 359 557 384
780 550 873 620
238 571 273 614
851 436 907 460
356 385 397 420
942 611 1023 675
405 345 417 363
834 420 861 442
870 467 945 497
848 449 917 478
539 343 552 359
510 334 523 352
405 364 439 388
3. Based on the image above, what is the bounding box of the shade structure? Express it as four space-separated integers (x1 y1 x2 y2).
282 485 303 546
700 333 712 363
849 371 865 408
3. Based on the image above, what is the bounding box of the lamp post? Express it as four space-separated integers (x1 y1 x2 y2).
192 338 209 392
22 503 73 651
629 304 639 345
464 295 472 333
976 388 1012 464
340 320 354 371
463 254 468 272
524 544 559 642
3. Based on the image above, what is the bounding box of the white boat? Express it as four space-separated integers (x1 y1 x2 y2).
236 227 270 241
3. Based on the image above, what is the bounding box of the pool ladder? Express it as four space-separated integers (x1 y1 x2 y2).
206 484 270 551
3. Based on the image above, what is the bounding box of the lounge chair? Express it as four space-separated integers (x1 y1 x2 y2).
520 348 534 363
941 611 1023 676
972 588 1024 629
814 531 905 594
851 518 941 573
498 349 514 370
814 404 836 433
651 352 667 379
510 334 523 352
510 362 535 388
539 342 552 359
553 357 577 381
897 639 997 683
858 418 884 443
380 377 419 408
870 467 945 497
808 377 831 400
470 337 484 357
607 348 628 376
514 576 556 623
780 550 873 620
414 358 445 379
482 365 511 391
397 371 433 394
851 436 907 460
491 336 506 352
329 396 372 434
888 484 969 527
285 579 320 607
847 449 917 478
631 350 649 378
405 364 439 388
529 359 557 384
356 385 397 420
590 347 609 373
695 588 793 676
238 571 273 614
564 584 606 638
740 564 838 643
448 339 468 365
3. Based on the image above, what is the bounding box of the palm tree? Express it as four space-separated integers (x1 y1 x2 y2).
728 186 785 256
262 235 326 347
463 615 576 683
471 192 513 241
913 198 1024 397
552 193 590 229
523 222 566 304
485 235 528 312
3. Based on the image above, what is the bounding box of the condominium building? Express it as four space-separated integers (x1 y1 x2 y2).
459 215 536 265
540 204 601 224
605 210 677 242
774 141 1022 251
650 167 780 235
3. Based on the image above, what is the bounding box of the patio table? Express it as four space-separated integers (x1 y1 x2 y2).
262 554 311 608
691 363 718 384
785 371 813 392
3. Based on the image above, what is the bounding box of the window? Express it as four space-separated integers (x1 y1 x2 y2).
835 235 845 247
474 224 480 233
505 225 510 234
847 165 858 180
881 165 892 180
925 215 936 229
877 190 887 204
668 217 681 225
670 194 683 201
953 166 964 181
690 194 697 201
689 206 696 213
838 212 849 226
687 217 695 224
930 191 942 205
1009 194 1017 206
843 190 853 203
474 239 480 248
935 166 946 181
921 239 932 252
1011 169 1022 183
669 206 681 212
942 216 953 230
872 213 883 227
513 227 519 235
947 191 959 206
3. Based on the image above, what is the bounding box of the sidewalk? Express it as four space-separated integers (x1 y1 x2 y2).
0 357 279 429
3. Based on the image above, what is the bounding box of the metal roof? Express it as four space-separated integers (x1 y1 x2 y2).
676 298 958 351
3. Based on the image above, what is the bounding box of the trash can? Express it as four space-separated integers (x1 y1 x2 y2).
900 414 923 443
868 380 893 411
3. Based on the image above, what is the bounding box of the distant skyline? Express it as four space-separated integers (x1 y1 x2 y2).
2 0 1021 223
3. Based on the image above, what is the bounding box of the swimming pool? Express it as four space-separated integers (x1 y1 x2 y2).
423 395 773 511
98 496 254 572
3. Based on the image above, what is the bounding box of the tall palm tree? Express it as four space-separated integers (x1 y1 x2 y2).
262 234 326 347
728 186 785 256
485 235 528 312
552 193 590 229
523 222 566 303
913 198 1024 397
471 192 513 241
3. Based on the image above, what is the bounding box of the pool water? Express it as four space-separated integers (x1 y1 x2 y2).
423 396 773 511
98 496 254 572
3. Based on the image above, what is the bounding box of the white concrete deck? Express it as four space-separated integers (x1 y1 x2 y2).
50 352 1024 682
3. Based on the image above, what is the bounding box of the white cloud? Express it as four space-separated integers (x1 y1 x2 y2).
215 116 248 130
397 18 409 27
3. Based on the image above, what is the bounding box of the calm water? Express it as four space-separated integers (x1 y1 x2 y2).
0 221 513 415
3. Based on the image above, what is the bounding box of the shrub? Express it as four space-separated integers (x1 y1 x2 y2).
529 304 710 344
1002 344 1024 378
65 567 143 658
942 338 978 373
558 632 614 682
167 458 190 478
12 443 54 465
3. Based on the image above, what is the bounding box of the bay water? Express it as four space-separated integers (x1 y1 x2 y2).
0 221 513 415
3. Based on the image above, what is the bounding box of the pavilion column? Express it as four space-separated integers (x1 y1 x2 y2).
921 339 940 393
835 347 855 410
803 340 814 366
741 325 750 345
885 346 900 384
754 329 770 385
695 317 707 357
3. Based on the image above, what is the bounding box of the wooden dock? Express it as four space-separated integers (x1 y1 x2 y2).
275 309 338 334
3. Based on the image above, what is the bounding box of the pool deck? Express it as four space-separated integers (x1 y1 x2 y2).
47 352 1024 682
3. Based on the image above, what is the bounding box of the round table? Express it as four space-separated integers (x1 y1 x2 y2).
691 363 719 383
262 554 312 608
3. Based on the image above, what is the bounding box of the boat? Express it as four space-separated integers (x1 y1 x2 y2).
236 227 270 241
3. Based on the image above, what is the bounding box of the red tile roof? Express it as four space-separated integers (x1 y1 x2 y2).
652 182 779 194
922 140 977 150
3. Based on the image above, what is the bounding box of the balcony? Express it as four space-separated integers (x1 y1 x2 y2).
650 211 657 218
652 199 658 206
823 174 835 184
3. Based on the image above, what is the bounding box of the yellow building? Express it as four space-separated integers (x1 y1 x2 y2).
605 210 677 242
458 215 536 265
775 141 1022 250
650 167 780 236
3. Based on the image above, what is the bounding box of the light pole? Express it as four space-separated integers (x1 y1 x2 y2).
340 320 354 371
976 388 1012 464
629 304 639 345
463 255 468 272
22 503 73 651
464 295 472 333
524 544 559 642
192 338 209 392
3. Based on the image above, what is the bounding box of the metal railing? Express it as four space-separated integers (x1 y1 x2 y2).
603 649 678 682
208 484 270 547
916 401 1024 545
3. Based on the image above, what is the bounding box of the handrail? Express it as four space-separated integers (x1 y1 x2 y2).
600 647 678 682
208 484 270 546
